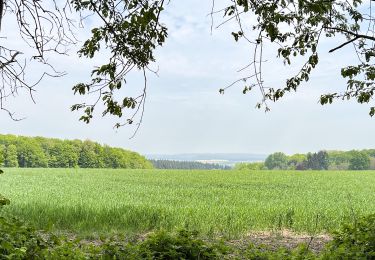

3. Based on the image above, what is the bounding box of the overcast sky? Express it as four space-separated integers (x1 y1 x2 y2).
0 1 374 156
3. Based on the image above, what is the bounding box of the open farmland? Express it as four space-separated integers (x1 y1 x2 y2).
1 168 375 237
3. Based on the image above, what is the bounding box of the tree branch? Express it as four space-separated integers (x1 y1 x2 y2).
324 26 375 42
329 36 359 53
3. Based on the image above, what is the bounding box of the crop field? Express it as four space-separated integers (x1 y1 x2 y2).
1 168 375 237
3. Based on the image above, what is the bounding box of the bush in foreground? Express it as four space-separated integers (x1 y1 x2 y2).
0 214 229 259
321 214 375 259
0 216 50 259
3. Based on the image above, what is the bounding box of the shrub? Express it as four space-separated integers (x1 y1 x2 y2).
243 244 316 260
322 214 375 259
305 151 329 170
348 151 371 170
135 230 229 259
0 216 50 259
42 239 89 260
0 190 49 259
234 162 266 170
265 152 288 170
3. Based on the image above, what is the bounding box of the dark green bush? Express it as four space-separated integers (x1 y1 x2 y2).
42 239 88 260
135 230 229 259
321 214 375 259
242 243 316 260
0 216 49 259
96 230 229 259
0 193 50 259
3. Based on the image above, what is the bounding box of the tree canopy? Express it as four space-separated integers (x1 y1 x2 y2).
252 149 375 170
0 0 375 128
0 134 153 169
349 150 371 170
264 152 288 170
219 0 375 116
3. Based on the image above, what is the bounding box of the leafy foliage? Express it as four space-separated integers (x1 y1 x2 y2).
0 216 50 259
234 162 266 170
265 152 288 170
70 0 168 128
133 230 228 259
242 243 317 260
304 151 329 170
287 154 307 170
252 149 375 171
0 215 229 259
220 0 375 115
4 144 18 168
2 0 375 129
0 145 4 167
0 188 49 259
322 214 375 259
348 150 371 170
0 134 152 169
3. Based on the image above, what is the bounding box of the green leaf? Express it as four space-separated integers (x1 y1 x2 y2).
370 107 375 117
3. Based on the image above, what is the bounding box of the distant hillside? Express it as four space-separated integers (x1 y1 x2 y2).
146 153 267 166
0 134 152 169
150 159 232 170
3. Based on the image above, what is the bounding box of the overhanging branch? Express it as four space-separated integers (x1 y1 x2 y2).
328 36 359 53
324 26 375 42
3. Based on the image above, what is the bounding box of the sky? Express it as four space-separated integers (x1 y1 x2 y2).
0 1 374 156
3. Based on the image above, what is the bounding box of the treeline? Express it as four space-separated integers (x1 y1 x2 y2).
0 134 152 169
235 149 375 171
150 159 231 170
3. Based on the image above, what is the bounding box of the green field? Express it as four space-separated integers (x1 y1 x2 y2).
1 168 375 237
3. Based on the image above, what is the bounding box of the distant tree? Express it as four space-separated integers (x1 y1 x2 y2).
327 151 351 169
16 140 48 168
295 163 307 171
305 151 329 170
370 158 375 170
327 151 357 170
103 146 121 168
265 152 288 170
349 151 370 170
4 145 18 168
234 162 265 170
128 152 152 169
0 145 4 166
0 134 152 169
150 160 229 170
103 147 132 168
78 140 104 168
48 142 79 168
287 154 307 170
363 149 375 158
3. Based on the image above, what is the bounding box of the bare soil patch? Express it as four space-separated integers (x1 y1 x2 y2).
228 230 332 253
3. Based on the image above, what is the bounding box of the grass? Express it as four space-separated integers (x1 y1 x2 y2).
1 168 375 237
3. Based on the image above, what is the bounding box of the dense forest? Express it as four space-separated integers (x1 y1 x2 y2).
0 134 152 169
235 150 375 171
150 160 231 170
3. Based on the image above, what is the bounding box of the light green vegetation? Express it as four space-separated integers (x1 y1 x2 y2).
1 169 375 237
